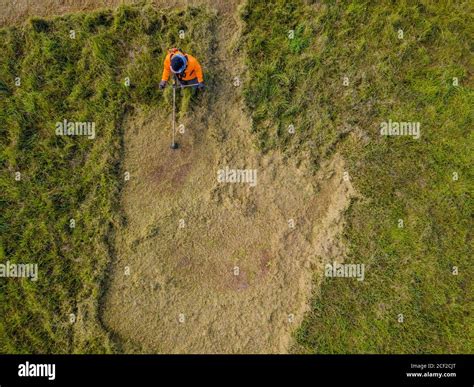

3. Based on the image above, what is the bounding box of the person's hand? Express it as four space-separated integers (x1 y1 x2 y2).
159 80 167 90
197 82 205 90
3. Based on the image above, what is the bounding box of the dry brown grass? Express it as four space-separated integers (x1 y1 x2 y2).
0 0 235 27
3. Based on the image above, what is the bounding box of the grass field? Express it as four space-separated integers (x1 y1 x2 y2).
240 0 473 353
0 0 472 354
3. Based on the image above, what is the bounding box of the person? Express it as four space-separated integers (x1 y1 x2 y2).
159 48 205 90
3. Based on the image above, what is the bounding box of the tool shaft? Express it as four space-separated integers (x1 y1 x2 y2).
172 81 176 146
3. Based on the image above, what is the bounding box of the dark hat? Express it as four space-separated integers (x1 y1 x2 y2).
171 54 187 74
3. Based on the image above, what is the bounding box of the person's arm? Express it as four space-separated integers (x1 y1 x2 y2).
161 53 171 82
195 59 204 83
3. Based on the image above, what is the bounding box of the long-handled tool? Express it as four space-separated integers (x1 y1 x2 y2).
170 77 199 150
170 79 178 149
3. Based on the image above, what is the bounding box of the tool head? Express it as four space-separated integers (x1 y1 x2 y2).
170 142 179 150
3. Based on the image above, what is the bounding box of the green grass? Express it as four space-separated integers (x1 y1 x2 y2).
241 0 473 353
0 4 215 353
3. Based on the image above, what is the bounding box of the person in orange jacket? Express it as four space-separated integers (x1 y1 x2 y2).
159 48 205 90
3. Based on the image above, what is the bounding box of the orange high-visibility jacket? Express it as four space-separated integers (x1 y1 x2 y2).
161 49 204 83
